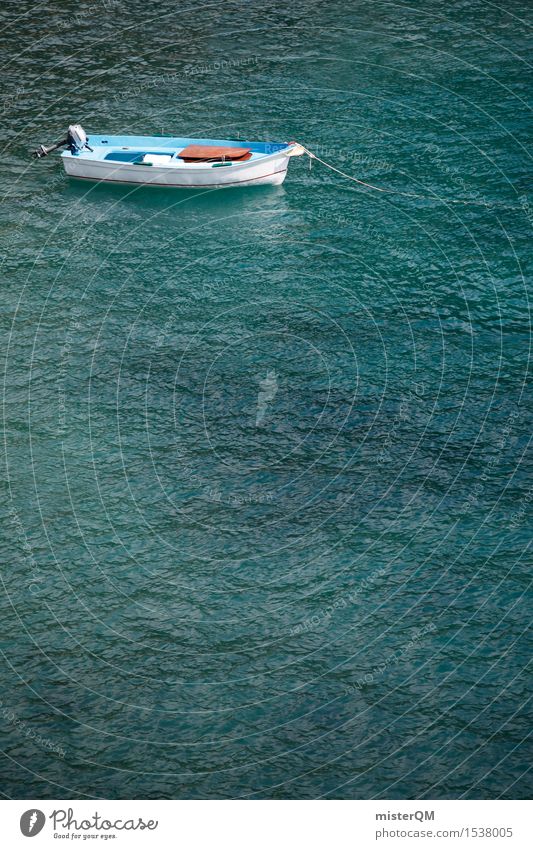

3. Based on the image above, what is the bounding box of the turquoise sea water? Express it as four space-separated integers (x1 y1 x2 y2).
1 0 531 799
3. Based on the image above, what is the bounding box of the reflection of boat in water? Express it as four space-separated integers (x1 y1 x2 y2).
33 124 305 189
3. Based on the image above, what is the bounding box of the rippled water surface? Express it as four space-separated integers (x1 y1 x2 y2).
1 0 531 799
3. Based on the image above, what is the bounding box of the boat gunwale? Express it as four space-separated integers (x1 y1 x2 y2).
61 135 293 171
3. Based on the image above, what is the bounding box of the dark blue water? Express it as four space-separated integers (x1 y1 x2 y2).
1 0 531 799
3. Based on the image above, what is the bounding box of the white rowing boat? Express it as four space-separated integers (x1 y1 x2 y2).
33 125 305 188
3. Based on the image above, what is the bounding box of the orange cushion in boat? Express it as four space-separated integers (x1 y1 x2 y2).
178 144 252 162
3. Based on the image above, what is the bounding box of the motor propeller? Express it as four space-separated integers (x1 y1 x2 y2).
33 124 92 158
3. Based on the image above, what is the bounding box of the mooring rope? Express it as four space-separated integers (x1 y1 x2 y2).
296 144 523 211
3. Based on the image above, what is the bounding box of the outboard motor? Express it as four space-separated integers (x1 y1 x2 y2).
33 124 92 158
67 124 89 152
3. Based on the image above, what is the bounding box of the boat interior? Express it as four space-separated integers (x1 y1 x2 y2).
63 135 289 167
